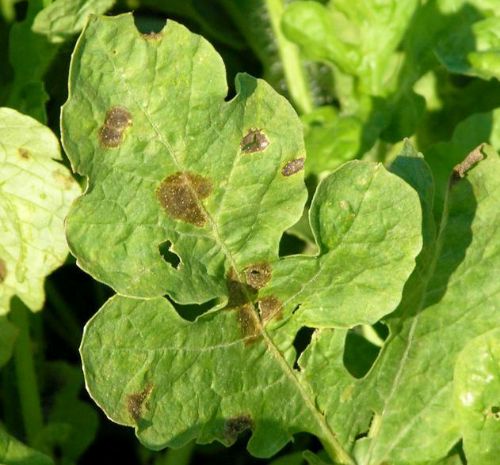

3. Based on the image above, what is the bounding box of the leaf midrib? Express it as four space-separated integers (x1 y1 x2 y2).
91 26 356 465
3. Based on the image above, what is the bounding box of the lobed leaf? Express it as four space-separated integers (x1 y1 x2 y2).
71 15 423 462
0 108 80 314
301 142 500 464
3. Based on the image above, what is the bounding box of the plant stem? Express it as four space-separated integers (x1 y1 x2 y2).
265 0 313 114
160 442 195 465
10 299 44 446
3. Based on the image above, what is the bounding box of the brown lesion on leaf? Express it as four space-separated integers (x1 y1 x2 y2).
52 170 75 190
237 304 261 344
99 106 132 148
258 296 283 322
156 172 212 227
0 259 6 283
226 269 261 344
244 263 272 290
453 143 485 180
281 157 305 176
224 415 253 441
17 148 31 160
127 384 153 423
240 129 269 154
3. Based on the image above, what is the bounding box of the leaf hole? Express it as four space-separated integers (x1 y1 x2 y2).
488 406 500 420
169 297 219 322
159 240 180 269
132 11 166 35
343 323 387 379
279 233 309 256
293 326 314 370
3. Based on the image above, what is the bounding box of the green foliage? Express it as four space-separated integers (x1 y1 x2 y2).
1 1 500 465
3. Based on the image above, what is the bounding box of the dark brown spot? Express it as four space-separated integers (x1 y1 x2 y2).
0 259 6 283
17 148 31 160
237 304 261 344
157 172 212 227
258 296 282 322
99 106 132 148
143 31 163 40
224 415 253 441
453 144 485 180
52 170 75 190
127 384 152 422
240 129 269 154
245 263 272 290
281 157 305 176
226 268 250 308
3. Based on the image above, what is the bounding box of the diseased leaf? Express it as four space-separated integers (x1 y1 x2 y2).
32 0 116 43
0 108 80 314
71 15 422 462
0 425 53 465
300 142 500 464
62 13 308 302
454 328 500 465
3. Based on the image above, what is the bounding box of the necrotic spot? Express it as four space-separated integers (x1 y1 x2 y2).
281 157 305 176
17 148 30 160
237 304 261 344
156 172 212 227
245 263 272 290
258 296 282 322
0 259 6 283
240 129 269 154
224 415 253 441
127 384 152 422
99 106 132 148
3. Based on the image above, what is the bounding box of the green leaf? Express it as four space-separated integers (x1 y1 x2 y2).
426 109 500 219
301 107 362 174
38 362 99 465
0 108 81 314
7 0 58 122
436 16 500 81
263 160 422 328
32 0 116 43
300 142 500 463
62 13 308 302
0 316 17 367
72 15 422 463
0 425 53 465
454 328 500 465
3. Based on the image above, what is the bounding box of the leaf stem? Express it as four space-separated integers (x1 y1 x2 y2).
160 442 195 465
10 299 44 446
265 0 313 114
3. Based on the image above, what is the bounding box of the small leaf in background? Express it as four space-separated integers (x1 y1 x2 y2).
0 108 80 314
6 0 58 122
0 425 53 465
37 362 99 465
32 0 116 43
454 328 500 465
